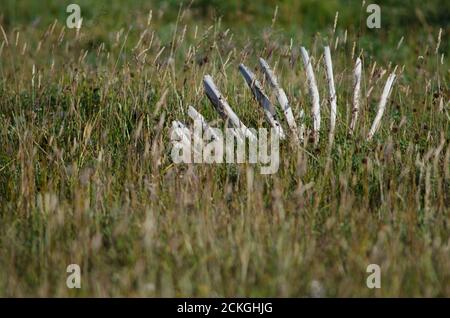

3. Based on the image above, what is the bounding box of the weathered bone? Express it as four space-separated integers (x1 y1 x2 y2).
188 106 222 142
258 57 302 142
300 47 321 144
188 105 242 144
173 120 203 156
203 75 257 142
179 50 397 155
172 121 190 145
349 57 362 135
238 63 285 140
323 46 337 143
367 72 396 141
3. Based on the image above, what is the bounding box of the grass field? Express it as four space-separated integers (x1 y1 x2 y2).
0 0 449 297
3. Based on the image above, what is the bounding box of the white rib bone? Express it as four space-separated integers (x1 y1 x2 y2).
172 121 190 144
323 46 337 143
300 47 321 144
349 57 362 135
203 75 257 142
238 63 285 140
188 106 222 142
258 58 302 142
367 73 396 141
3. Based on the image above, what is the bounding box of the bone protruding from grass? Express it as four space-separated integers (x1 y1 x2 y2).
349 57 362 135
203 75 256 142
172 121 192 147
323 46 337 144
188 106 222 142
238 63 285 140
367 72 396 141
300 46 321 144
173 120 203 158
259 57 301 143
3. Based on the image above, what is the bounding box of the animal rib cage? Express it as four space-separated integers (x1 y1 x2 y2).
174 46 397 148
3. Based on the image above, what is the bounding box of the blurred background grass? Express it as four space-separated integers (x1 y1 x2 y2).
1 0 448 64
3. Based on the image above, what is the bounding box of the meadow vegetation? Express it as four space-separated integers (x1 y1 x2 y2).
0 0 448 296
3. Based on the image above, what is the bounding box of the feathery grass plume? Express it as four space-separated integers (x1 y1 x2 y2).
323 46 337 144
203 75 256 142
259 57 301 142
238 63 285 140
300 46 321 144
349 57 362 135
367 72 396 141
